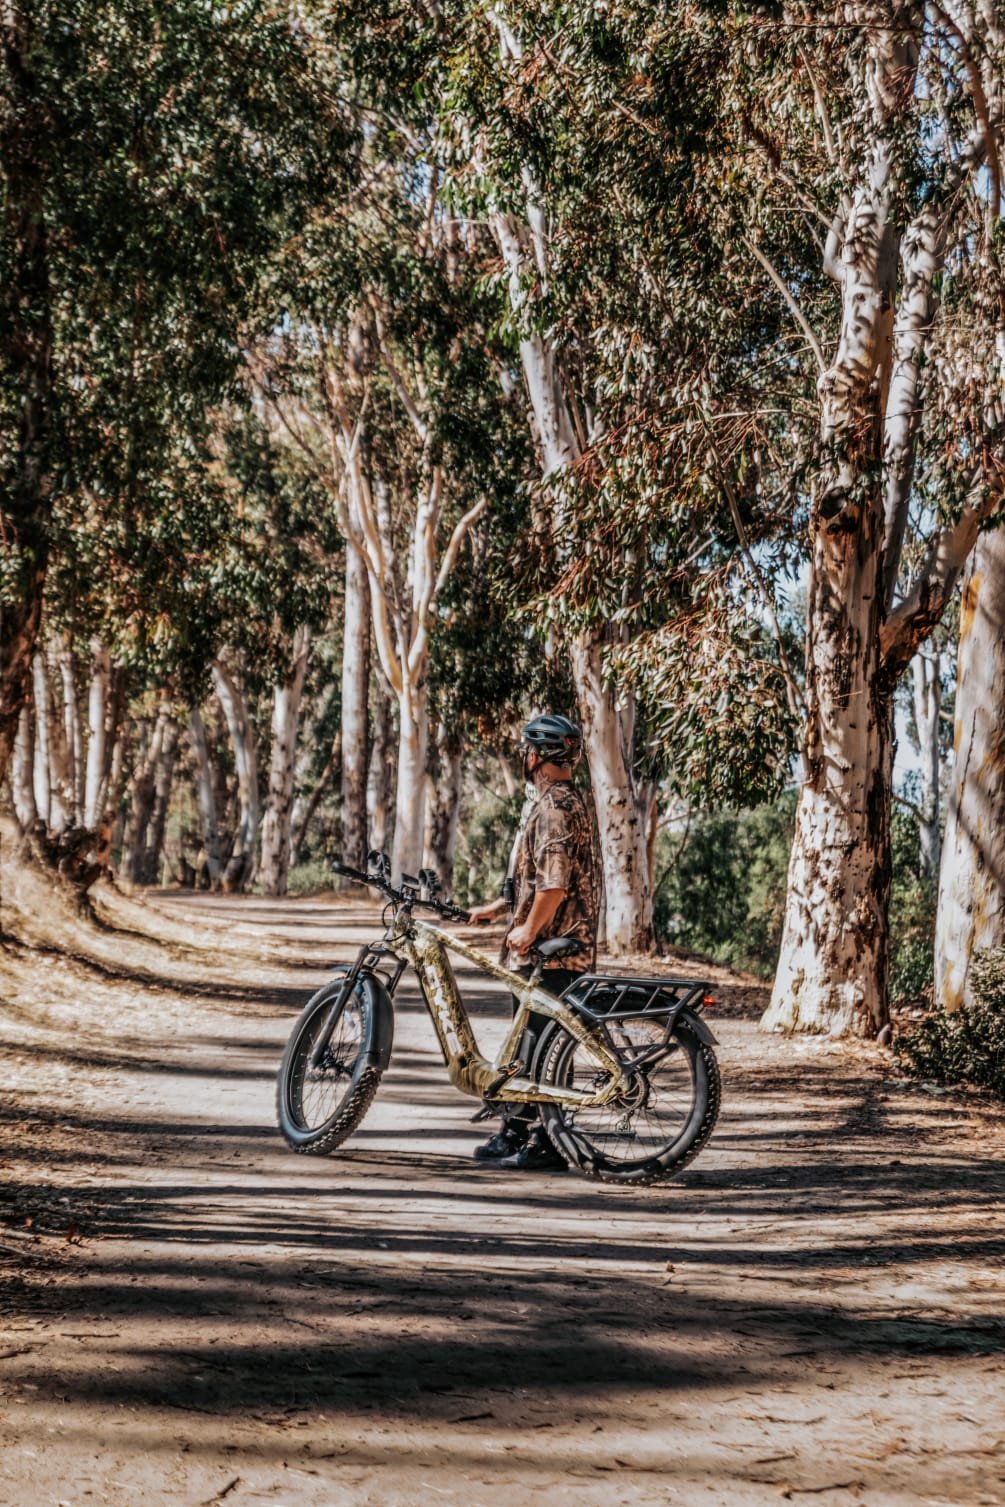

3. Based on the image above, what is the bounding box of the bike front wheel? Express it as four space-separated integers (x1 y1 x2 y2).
535 1015 720 1185
276 972 385 1155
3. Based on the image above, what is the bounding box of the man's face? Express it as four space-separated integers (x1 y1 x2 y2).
521 742 541 782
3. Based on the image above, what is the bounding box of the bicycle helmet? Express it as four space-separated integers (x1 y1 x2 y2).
521 713 582 765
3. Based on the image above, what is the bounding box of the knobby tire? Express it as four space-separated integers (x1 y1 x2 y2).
535 1018 721 1185
276 975 384 1156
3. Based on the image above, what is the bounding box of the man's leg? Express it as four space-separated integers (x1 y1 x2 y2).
473 967 581 1165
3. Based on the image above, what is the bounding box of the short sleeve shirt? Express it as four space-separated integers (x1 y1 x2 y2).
507 777 599 971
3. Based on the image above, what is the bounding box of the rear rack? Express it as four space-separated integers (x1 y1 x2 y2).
560 973 710 1021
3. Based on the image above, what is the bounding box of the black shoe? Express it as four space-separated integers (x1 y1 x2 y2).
496 1130 568 1173
473 1124 528 1162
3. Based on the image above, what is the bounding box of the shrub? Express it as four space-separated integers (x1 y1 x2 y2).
286 859 332 896
653 796 795 977
888 799 936 1003
453 788 526 907
896 950 1005 1097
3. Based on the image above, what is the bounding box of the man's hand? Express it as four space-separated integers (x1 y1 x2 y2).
467 900 507 926
505 922 536 956
507 888 567 957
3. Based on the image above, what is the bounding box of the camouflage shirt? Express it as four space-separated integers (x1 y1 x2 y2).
506 776 599 972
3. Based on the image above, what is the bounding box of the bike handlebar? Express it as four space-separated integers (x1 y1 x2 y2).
332 861 472 924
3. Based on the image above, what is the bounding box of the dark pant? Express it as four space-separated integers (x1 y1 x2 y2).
503 966 583 1128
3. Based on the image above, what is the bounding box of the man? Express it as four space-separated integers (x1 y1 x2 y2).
467 713 599 1171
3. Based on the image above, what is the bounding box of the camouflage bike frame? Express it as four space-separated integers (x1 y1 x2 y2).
395 915 630 1108
329 862 630 1111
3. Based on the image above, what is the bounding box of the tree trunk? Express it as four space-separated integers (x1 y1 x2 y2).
259 625 311 896
44 646 72 833
139 713 179 885
11 705 36 828
120 717 157 884
760 16 922 1037
56 636 82 824
391 683 428 882
911 646 942 880
0 10 57 787
489 173 654 953
31 652 53 827
212 660 261 891
293 731 340 862
187 706 224 890
367 675 394 859
106 698 128 846
340 538 371 870
572 634 653 954
935 532 1005 1011
423 723 463 892
763 494 894 1035
83 642 112 827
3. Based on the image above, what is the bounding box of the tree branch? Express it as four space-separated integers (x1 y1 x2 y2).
881 472 1005 677
742 235 826 373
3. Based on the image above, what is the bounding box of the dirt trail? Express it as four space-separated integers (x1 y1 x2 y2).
1 893 1003 1507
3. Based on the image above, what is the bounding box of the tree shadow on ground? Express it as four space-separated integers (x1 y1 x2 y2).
5 1245 1003 1425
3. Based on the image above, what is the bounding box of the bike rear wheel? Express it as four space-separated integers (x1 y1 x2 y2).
535 1014 720 1185
276 972 384 1155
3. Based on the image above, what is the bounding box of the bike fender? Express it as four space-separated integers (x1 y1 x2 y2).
360 973 395 1069
674 1007 718 1046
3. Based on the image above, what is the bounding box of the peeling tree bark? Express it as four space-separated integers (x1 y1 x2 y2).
392 682 428 881
571 635 652 953
936 531 1005 1010
259 625 311 896
765 12 929 1037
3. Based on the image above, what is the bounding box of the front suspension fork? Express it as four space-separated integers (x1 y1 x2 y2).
307 948 406 1070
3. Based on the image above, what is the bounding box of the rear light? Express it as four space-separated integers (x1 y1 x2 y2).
702 994 717 1008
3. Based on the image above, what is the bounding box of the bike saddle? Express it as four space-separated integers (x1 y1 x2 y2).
534 936 587 961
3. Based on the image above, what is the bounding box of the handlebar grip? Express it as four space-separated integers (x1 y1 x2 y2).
332 861 372 885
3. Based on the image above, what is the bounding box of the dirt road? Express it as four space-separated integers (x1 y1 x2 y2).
1 893 1003 1507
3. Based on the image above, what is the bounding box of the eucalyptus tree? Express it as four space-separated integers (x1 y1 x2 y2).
211 405 340 894
254 113 525 882
0 0 348 791
757 2 1005 1036
434 0 1004 1019
442 5 660 951
934 240 1005 1013
424 468 558 890
429 0 820 949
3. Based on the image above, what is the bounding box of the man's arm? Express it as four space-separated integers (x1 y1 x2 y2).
506 888 567 955
466 896 509 925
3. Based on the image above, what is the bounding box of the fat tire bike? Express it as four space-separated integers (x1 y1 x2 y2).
276 855 721 1186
